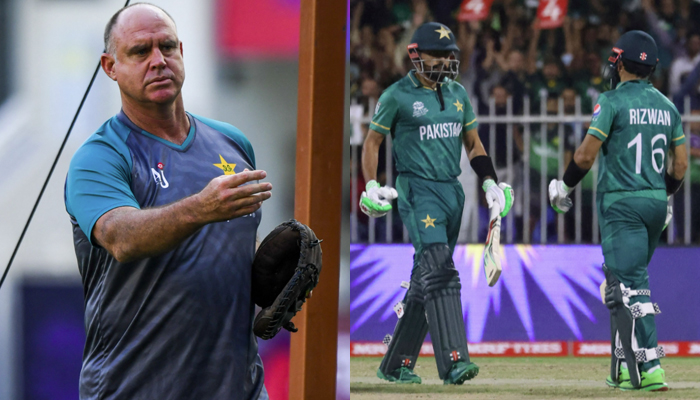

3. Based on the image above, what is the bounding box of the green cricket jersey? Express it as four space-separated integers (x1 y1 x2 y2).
587 80 686 193
370 71 478 181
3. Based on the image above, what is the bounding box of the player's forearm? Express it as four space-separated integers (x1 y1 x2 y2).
467 141 487 160
567 150 595 188
664 145 687 195
569 134 603 174
95 197 208 263
95 171 270 262
464 132 497 182
361 140 380 182
573 147 596 170
462 130 487 160
669 155 688 180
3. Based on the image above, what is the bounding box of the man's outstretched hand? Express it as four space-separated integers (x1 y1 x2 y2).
195 169 272 223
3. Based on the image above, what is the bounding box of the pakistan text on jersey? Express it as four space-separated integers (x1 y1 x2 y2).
419 122 463 141
629 108 672 126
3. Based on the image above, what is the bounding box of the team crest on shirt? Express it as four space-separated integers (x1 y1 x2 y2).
151 162 170 189
213 154 236 175
592 104 601 121
413 101 428 117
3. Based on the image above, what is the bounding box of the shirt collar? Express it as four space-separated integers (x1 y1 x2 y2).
408 70 422 88
116 109 196 151
616 79 651 89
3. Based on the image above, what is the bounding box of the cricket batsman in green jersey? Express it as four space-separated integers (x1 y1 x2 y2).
549 31 688 391
360 22 514 385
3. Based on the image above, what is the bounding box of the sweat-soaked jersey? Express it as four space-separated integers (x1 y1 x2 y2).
370 71 478 181
64 111 268 400
587 79 685 194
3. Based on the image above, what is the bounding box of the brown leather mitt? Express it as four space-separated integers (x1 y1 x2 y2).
251 219 322 340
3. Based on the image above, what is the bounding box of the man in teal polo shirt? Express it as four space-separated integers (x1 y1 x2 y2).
549 31 687 391
360 22 514 385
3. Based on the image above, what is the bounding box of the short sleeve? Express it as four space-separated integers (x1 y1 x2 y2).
463 95 478 132
65 142 140 244
370 91 398 135
587 94 614 142
671 114 686 146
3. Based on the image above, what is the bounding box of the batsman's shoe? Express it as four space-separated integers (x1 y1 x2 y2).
605 367 630 388
376 367 422 384
619 368 668 392
443 361 479 385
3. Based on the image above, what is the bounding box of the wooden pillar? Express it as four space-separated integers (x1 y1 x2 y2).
290 0 346 399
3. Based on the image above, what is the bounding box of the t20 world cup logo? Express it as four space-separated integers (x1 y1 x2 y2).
413 101 428 117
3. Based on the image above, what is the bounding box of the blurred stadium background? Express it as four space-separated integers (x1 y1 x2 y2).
349 0 700 393
0 1 350 399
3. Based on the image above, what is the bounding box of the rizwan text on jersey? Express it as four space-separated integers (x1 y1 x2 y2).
629 108 672 126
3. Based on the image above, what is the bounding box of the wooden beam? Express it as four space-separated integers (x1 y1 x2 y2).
289 0 346 398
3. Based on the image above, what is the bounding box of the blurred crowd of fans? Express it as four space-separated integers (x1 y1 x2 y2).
350 0 700 244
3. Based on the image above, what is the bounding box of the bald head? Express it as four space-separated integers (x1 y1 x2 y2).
104 3 176 55
99 1 185 107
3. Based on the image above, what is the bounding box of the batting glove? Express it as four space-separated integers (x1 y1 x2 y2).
360 180 398 218
664 196 672 230
548 179 573 214
483 179 514 218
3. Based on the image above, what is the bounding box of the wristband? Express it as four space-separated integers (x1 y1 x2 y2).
366 180 380 191
665 172 683 195
470 155 498 183
562 159 590 189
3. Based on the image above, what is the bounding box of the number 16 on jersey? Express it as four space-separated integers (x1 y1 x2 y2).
483 205 502 287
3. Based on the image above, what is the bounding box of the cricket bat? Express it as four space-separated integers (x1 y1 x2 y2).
483 205 502 287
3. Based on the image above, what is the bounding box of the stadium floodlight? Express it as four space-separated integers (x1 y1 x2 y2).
0 0 132 291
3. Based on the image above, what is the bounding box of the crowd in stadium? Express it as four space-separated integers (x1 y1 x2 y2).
350 0 700 244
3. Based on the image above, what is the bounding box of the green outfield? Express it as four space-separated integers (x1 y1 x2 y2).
351 357 700 399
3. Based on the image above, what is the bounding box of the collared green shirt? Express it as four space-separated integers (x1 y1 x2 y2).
370 71 478 181
587 79 685 194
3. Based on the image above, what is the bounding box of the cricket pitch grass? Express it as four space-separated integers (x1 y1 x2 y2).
351 357 700 399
